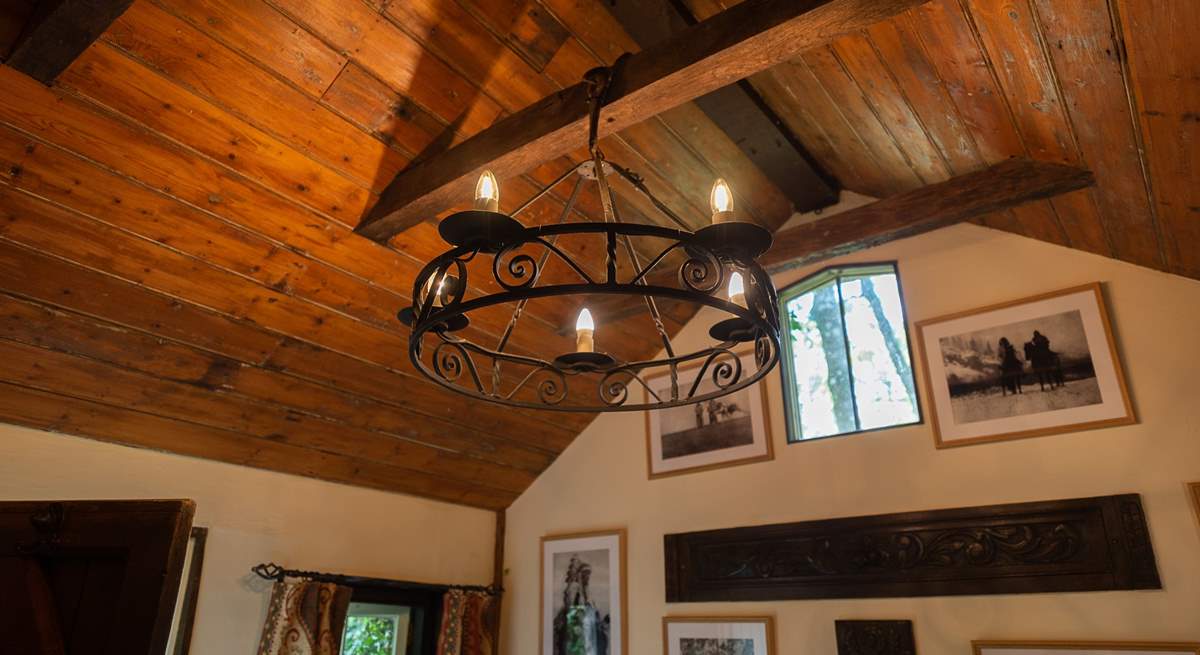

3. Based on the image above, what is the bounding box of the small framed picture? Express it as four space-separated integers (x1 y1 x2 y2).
644 350 773 478
541 529 627 655
835 620 915 655
974 641 1200 655
915 282 1134 448
663 616 775 655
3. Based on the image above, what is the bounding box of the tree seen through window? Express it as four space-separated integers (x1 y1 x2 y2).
780 264 920 440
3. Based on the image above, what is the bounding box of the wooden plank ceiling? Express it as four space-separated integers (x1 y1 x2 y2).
0 0 1194 509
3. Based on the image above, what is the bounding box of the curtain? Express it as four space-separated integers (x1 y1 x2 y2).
256 577 352 655
435 589 496 655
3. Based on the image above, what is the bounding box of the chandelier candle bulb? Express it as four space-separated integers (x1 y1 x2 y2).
728 271 747 309
709 178 735 224
474 170 500 212
421 273 444 308
576 308 595 353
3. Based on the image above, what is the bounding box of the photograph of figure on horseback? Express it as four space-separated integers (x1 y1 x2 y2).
936 309 1101 424
917 284 1134 447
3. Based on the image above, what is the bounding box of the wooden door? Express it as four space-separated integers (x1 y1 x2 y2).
0 499 195 654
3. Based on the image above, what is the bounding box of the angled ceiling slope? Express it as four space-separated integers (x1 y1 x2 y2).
0 0 1194 509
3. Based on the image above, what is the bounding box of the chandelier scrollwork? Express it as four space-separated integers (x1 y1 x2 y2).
398 65 781 412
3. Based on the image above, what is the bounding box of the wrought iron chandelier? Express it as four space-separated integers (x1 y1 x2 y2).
398 66 781 412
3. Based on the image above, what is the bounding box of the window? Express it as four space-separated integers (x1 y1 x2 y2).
342 603 410 655
339 585 443 655
778 263 920 440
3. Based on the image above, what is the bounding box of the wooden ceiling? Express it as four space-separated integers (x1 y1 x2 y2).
0 0 1194 509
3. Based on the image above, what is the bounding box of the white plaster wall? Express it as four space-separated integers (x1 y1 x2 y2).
0 425 497 654
502 223 1200 655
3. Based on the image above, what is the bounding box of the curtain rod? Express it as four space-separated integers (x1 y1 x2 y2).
250 562 500 595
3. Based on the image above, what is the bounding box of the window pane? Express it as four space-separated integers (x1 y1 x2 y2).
342 603 409 655
342 616 396 655
839 273 919 430
784 279 856 438
780 265 920 441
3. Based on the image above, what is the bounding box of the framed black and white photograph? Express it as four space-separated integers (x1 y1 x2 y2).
974 641 1200 655
541 529 626 655
915 283 1134 448
644 351 773 479
663 617 775 655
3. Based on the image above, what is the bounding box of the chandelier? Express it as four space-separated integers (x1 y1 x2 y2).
398 66 781 412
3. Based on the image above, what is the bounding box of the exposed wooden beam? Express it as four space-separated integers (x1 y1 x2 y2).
356 0 932 242
604 0 839 212
763 160 1095 273
0 2 35 60
4 0 134 84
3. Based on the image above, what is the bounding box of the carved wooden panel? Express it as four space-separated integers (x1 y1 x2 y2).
835 621 915 655
664 494 1160 602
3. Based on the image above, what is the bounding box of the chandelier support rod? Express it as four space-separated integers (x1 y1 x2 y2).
608 184 678 370
607 160 694 232
487 175 580 357
492 175 586 368
510 161 584 218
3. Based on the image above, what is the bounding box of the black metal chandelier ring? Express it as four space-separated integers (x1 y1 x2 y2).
402 218 780 412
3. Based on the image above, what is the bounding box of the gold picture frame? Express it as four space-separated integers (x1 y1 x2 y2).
540 528 628 655
662 616 776 655
643 349 774 479
974 641 1200 655
915 282 1134 448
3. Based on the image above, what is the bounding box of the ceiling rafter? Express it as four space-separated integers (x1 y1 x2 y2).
764 159 1095 272
4 0 134 84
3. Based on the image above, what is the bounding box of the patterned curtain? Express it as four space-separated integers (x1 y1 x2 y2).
256 577 353 655
435 589 496 655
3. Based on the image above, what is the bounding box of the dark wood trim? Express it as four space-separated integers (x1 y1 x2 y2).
171 527 207 655
492 510 506 655
663 494 1160 602
356 0 931 241
4 0 135 84
763 159 1094 273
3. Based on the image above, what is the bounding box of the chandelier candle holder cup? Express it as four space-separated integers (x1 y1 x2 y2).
396 66 781 412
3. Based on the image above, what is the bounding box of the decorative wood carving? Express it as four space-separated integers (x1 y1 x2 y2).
664 494 1160 602
835 621 915 655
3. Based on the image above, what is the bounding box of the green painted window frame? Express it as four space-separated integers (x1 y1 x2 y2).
777 262 922 442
